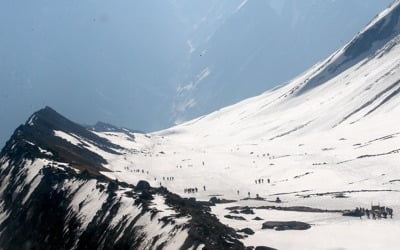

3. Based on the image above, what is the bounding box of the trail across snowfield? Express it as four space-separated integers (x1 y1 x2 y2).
52 1 400 249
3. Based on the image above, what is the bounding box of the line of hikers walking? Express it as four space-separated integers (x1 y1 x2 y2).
163 176 174 181
255 178 270 184
184 185 206 194
365 205 394 219
131 169 149 174
344 205 394 219
184 187 198 193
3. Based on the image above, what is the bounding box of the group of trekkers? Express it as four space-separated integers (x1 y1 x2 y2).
365 205 394 219
132 169 148 174
184 185 207 194
163 176 174 181
184 187 199 193
344 205 394 219
255 178 271 184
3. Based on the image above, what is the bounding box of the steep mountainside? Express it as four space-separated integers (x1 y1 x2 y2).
0 108 247 250
171 0 393 124
1 1 400 250
87 2 400 249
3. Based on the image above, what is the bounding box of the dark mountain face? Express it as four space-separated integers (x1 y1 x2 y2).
1 106 121 175
0 107 248 250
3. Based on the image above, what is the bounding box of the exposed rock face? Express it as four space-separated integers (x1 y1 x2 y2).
135 180 151 191
254 246 278 250
238 228 255 235
224 215 247 221
240 207 255 215
209 196 236 205
262 221 311 231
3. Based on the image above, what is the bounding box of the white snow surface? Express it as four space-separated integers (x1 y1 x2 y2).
91 6 400 249
2 3 400 249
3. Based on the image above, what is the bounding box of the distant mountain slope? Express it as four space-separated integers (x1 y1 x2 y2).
172 0 394 124
297 0 400 94
168 0 400 140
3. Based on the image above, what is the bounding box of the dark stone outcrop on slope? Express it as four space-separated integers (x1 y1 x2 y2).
238 228 255 235
224 215 247 221
262 221 311 231
254 247 278 250
240 207 255 215
209 196 236 205
159 189 245 250
135 180 151 191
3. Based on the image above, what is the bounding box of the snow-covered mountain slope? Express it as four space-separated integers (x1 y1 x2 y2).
171 0 393 124
0 108 247 250
89 2 400 249
2 1 400 250
129 0 400 197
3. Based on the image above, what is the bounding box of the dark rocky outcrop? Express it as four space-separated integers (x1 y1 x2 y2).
238 228 255 235
255 246 278 250
224 215 247 221
209 196 236 205
262 221 311 231
227 205 342 213
159 190 245 250
135 180 151 191
245 246 277 250
240 207 255 215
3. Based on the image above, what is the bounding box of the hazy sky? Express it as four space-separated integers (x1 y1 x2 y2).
0 0 393 147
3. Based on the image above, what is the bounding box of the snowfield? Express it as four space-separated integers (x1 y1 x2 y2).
53 2 400 248
4 1 398 249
